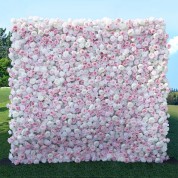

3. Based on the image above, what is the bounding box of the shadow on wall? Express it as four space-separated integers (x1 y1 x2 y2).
167 116 178 160
0 107 8 112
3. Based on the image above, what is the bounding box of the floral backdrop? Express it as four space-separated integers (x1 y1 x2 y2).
7 17 170 165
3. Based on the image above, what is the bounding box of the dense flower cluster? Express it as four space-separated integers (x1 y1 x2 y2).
8 17 170 165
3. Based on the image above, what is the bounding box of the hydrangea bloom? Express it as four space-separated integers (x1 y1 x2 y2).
8 17 170 165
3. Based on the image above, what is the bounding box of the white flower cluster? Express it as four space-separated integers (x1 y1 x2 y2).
8 17 170 165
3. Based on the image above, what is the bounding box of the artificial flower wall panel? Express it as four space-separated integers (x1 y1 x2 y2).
8 17 170 165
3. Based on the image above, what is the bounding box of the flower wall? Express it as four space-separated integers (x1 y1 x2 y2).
8 17 170 165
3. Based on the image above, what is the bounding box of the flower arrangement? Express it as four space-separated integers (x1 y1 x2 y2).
7 17 170 165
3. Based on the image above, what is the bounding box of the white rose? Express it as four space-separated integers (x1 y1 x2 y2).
59 71 65 77
65 36 71 41
158 118 164 124
110 36 116 42
45 131 51 137
112 115 118 121
118 65 125 70
26 87 32 93
30 78 36 85
31 31 37 36
48 153 53 159
8 130 12 135
38 30 44 35
94 141 99 147
89 104 95 110
128 29 134 36
66 127 71 133
82 89 87 95
38 94 44 101
63 51 69 58
44 139 51 145
54 78 64 86
113 94 119 101
13 111 19 117
77 37 85 43
14 41 21 49
13 97 19 104
9 153 13 160
98 67 105 74
119 22 127 30
112 66 117 71
47 121 53 127
79 43 85 48
149 53 155 59
131 83 138 90
30 42 36 48
29 133 35 139
148 117 155 124
22 57 28 62
99 44 105 50
85 41 90 48
118 35 123 42
127 102 134 108
41 66 47 73
34 66 40 72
